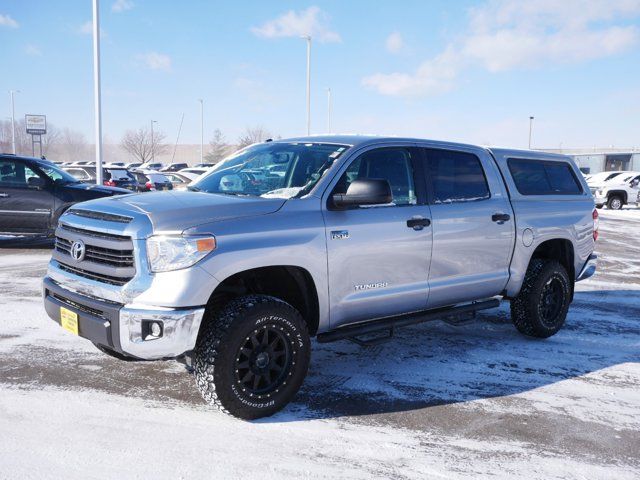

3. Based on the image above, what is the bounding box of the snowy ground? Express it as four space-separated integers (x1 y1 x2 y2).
0 209 639 479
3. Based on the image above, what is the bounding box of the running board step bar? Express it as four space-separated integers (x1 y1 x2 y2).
316 298 500 344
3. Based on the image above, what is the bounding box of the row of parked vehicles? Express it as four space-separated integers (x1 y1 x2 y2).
584 170 640 210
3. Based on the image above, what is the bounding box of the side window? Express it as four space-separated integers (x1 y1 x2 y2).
425 149 490 203
0 160 39 188
333 148 417 206
508 159 582 195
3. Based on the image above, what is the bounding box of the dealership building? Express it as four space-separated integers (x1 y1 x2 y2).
538 149 640 175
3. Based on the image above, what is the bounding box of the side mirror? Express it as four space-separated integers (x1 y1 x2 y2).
27 176 47 190
332 178 393 209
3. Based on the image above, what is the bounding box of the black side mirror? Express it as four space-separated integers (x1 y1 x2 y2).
332 178 393 209
27 176 47 190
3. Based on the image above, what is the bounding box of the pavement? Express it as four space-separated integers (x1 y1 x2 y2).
0 208 638 479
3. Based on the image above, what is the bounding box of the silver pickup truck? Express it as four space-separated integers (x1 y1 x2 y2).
43 135 598 419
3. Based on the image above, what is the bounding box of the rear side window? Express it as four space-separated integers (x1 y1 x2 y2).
508 159 582 195
425 149 490 203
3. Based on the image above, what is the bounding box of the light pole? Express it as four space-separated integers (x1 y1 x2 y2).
528 116 534 150
198 98 203 164
301 35 311 136
150 120 157 162
326 88 332 132
9 90 20 154
92 0 103 185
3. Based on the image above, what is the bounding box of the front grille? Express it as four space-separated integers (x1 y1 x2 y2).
54 223 136 286
55 237 134 268
58 263 131 286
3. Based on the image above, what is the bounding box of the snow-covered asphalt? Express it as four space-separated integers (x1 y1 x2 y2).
0 209 638 479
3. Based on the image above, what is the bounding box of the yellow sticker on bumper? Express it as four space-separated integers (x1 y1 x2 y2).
60 307 79 335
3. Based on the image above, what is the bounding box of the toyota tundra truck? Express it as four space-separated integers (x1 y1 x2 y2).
42 136 598 419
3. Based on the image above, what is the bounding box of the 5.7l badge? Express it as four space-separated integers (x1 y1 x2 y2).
331 230 350 240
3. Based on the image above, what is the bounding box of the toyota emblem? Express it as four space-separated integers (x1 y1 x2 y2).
70 240 86 261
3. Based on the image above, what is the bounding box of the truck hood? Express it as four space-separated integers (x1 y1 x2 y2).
74 191 286 234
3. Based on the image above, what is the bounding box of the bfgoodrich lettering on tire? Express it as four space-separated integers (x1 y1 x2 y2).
193 294 310 419
510 259 571 338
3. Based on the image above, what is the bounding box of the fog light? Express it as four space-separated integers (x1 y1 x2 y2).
150 322 162 337
142 320 163 341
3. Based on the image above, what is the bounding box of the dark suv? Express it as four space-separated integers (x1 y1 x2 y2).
63 166 141 192
0 154 129 236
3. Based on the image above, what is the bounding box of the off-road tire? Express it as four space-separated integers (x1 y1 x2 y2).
607 195 623 210
193 295 310 420
510 259 571 338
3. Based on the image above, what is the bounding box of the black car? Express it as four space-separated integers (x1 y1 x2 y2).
63 166 142 192
161 163 188 172
0 154 129 237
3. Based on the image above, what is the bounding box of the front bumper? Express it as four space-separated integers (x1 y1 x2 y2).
576 253 598 282
43 276 205 360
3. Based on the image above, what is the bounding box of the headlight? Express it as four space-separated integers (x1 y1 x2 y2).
146 235 216 272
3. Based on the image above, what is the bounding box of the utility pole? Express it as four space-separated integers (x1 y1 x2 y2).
9 90 19 154
302 35 311 136
326 88 332 132
528 116 534 150
92 0 103 185
198 99 203 164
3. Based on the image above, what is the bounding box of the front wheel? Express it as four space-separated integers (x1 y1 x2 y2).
607 195 623 210
194 295 310 419
510 259 571 338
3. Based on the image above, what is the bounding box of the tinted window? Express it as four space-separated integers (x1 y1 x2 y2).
0 160 40 188
334 148 417 206
425 149 490 203
509 159 582 195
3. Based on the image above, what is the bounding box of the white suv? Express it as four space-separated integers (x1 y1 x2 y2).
593 171 640 209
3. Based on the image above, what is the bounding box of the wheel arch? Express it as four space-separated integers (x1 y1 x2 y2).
201 265 321 337
607 190 628 204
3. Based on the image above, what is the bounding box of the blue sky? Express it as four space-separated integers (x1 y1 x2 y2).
1 0 640 148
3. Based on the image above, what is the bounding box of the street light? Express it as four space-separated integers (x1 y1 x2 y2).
301 35 311 136
92 0 103 185
198 99 203 164
326 88 332 132
150 120 157 162
9 90 20 155
528 116 534 150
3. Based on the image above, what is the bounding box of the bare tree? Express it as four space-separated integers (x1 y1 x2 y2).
237 126 272 149
56 128 89 162
121 127 167 163
205 128 232 163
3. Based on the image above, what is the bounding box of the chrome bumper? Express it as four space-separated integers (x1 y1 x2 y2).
576 254 597 281
43 276 205 360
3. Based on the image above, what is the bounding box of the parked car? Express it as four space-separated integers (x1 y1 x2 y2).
63 166 142 192
139 162 164 171
592 171 640 209
42 135 597 419
124 162 143 170
163 172 192 190
0 154 129 236
178 168 208 181
131 169 173 191
161 163 188 172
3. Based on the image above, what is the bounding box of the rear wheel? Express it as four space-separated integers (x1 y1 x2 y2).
194 295 310 419
607 195 623 210
510 259 571 338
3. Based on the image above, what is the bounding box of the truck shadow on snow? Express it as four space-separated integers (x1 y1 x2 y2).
270 289 639 422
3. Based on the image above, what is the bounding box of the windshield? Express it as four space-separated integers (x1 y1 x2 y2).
190 142 349 198
38 163 80 184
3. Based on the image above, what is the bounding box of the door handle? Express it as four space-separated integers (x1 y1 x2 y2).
0 193 9 198
492 212 510 223
407 217 431 230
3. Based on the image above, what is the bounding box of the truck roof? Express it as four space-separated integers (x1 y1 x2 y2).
276 135 570 161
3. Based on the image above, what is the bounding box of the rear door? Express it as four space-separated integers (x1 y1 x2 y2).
0 159 55 234
419 146 515 308
323 146 433 328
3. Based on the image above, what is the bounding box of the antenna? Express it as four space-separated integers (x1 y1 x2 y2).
171 112 185 164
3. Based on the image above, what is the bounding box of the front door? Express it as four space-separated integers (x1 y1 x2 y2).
0 159 54 234
420 147 515 308
323 147 433 328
